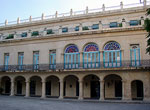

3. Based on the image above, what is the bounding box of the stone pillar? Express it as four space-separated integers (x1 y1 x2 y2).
141 16 144 26
59 26 62 34
99 80 104 101
25 80 30 97
10 79 15 96
143 81 150 101
41 80 46 98
120 2 123 10
79 23 82 32
59 79 64 99
122 18 126 28
122 80 131 101
102 4 105 12
78 80 83 100
99 21 103 30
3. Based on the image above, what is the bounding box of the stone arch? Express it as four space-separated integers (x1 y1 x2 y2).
82 42 99 52
29 76 42 97
63 75 79 98
83 74 100 99
104 74 122 100
131 80 143 100
1 76 11 95
14 76 26 96
45 75 60 98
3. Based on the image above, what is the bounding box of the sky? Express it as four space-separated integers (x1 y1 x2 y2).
0 0 144 23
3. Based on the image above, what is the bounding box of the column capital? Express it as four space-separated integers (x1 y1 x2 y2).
100 80 104 83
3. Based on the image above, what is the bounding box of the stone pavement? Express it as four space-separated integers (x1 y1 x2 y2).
0 96 150 110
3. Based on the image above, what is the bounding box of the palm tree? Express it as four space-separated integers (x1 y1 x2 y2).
144 8 150 55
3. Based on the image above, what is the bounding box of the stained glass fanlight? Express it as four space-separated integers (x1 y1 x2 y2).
84 43 99 52
104 41 120 50
65 44 79 53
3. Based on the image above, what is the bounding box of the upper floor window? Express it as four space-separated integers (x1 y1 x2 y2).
64 44 80 69
5 34 14 39
83 43 100 68
129 20 139 26
18 52 24 70
47 29 54 34
109 22 118 28
130 44 140 66
49 50 56 69
75 26 79 31
62 27 68 33
21 32 27 37
4 53 9 70
33 51 39 70
31 31 39 36
103 41 122 68
92 24 99 30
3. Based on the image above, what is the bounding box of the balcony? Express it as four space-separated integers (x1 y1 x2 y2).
0 60 149 72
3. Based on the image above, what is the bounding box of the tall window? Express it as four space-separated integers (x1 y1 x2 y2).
49 50 56 69
4 53 9 70
18 52 24 70
33 51 39 70
64 44 80 69
83 43 100 68
130 44 140 66
103 41 122 68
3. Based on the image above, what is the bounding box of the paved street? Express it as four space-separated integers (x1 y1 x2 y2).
0 96 150 110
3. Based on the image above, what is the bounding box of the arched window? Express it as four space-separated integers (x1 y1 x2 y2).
65 44 79 53
130 44 140 67
83 43 100 68
103 41 122 68
64 44 80 69
84 43 99 52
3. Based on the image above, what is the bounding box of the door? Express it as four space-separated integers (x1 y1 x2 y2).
5 80 10 94
115 80 122 98
46 81 51 95
30 81 36 95
17 81 22 95
91 81 100 99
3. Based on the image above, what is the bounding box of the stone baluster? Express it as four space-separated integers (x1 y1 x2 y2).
70 9 73 16
41 13 44 20
102 4 105 12
5 19 8 26
17 17 20 24
29 16 32 22
79 23 82 31
144 0 147 7
55 11 58 18
59 26 62 34
99 21 103 29
86 6 88 14
141 16 144 26
122 18 126 28
120 2 123 10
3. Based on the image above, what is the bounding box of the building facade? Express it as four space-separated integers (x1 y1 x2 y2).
0 1 150 101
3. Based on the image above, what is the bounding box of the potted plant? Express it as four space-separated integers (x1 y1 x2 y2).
82 26 89 30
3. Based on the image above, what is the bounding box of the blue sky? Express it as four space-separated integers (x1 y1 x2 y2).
0 0 143 23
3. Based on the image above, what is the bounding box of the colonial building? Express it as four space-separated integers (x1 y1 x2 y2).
0 1 150 101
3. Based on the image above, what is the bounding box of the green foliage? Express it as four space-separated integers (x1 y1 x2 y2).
118 23 122 27
144 8 150 55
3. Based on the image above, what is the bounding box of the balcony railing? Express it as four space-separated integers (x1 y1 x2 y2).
0 60 149 72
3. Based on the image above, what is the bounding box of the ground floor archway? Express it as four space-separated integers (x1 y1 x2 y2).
15 76 26 96
1 76 11 95
46 75 59 98
104 74 122 100
131 80 143 100
30 76 42 97
64 75 79 99
83 74 100 99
